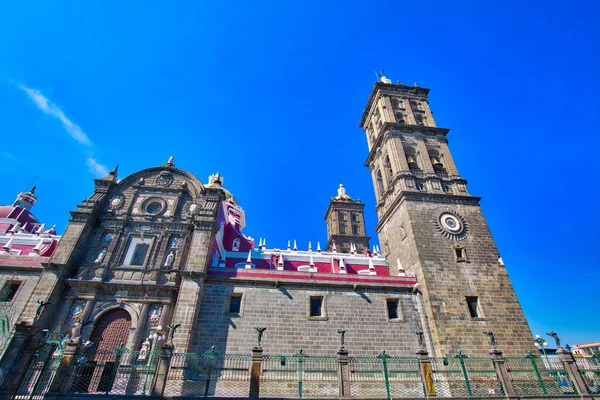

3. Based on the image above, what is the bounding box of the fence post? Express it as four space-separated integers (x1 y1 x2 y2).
337 348 351 398
556 347 588 394
152 342 174 396
48 338 79 393
416 348 435 397
489 348 516 396
249 345 263 399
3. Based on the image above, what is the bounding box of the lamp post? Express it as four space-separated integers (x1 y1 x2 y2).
534 334 550 368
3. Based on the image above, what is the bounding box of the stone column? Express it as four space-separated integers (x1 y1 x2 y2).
489 349 516 396
73 298 95 338
337 348 351 398
414 134 435 174
249 346 263 399
557 348 588 395
416 348 436 397
129 303 151 351
152 342 174 396
438 137 460 177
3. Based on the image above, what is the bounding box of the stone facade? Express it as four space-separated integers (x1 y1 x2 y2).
0 79 542 396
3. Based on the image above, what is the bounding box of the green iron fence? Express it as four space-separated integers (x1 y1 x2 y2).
13 346 63 400
349 352 423 399
260 350 337 398
575 356 600 394
504 353 575 396
164 347 251 397
461 357 504 397
66 346 158 395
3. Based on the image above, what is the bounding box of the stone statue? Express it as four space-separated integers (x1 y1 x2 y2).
483 331 496 348
414 329 424 348
337 329 346 349
164 251 175 268
167 324 180 344
94 247 107 264
35 299 51 321
547 331 561 348
255 327 267 346
138 339 150 361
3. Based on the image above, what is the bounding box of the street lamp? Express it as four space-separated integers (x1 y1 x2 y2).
534 334 550 368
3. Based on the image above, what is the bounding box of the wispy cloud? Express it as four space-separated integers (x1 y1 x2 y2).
1 152 18 162
18 84 109 177
18 85 91 146
86 157 109 177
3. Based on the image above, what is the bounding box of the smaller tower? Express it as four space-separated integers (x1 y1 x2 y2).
12 185 37 211
324 183 370 254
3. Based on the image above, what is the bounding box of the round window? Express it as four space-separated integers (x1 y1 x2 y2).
145 201 163 215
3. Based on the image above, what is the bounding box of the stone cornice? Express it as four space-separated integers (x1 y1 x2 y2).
374 191 481 232
364 124 450 167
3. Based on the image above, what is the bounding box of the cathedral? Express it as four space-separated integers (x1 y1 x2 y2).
0 78 551 397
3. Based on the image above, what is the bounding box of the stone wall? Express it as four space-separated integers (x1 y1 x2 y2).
380 197 535 357
193 281 424 356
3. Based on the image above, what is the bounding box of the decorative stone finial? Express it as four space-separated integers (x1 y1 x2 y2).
332 241 337 252
397 259 406 276
287 240 291 251
338 257 346 273
167 155 174 165
35 223 45 235
309 253 315 267
380 76 392 84
245 250 252 269
293 240 297 252
317 242 321 253
2 237 14 252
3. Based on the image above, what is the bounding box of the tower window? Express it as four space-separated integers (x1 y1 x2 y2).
387 299 401 320
0 281 21 302
376 170 385 198
453 246 468 263
404 147 418 170
396 113 405 124
415 114 424 126
352 224 359 235
466 296 480 318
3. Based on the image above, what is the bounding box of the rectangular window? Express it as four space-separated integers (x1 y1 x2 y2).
130 243 150 266
1 281 20 302
387 299 399 320
339 223 347 235
352 224 359 235
466 296 479 318
229 294 242 314
310 297 323 317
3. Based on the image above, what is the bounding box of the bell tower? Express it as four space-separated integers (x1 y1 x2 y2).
359 77 534 357
324 183 370 254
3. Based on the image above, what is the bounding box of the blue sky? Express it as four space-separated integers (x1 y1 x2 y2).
1 1 598 348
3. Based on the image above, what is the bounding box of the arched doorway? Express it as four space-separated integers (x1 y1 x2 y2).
89 308 132 351
73 308 132 393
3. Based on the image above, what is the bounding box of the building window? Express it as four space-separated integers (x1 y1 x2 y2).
130 243 150 266
466 296 480 318
310 297 323 317
352 224 359 235
453 246 468 263
339 222 347 235
228 294 243 315
0 281 21 302
351 213 358 222
387 299 401 320
124 237 153 266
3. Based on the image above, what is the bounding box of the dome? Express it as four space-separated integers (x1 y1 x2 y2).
0 206 39 224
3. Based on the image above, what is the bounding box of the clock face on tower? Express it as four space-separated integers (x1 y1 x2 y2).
433 208 468 240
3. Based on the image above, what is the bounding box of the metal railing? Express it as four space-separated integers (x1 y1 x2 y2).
66 346 158 395
9 341 598 399
164 347 251 397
